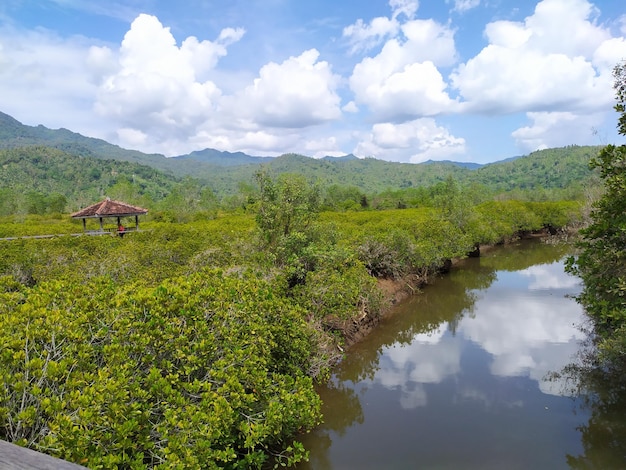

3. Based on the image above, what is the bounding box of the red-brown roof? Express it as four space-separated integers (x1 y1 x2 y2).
71 198 148 218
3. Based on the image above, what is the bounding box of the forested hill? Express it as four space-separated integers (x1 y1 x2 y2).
194 146 600 197
0 146 179 214
472 145 600 191
0 111 601 209
0 111 169 167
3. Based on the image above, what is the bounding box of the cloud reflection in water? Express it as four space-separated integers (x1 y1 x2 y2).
370 260 586 405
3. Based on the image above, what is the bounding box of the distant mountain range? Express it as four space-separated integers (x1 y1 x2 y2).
170 148 274 166
0 111 484 169
423 159 485 170
0 110 601 201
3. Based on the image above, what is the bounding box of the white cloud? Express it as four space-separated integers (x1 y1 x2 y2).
459 288 586 395
390 0 419 20
451 0 616 115
88 16 341 156
91 14 243 151
374 326 462 409
1 0 624 162
353 60 458 120
234 49 342 128
512 111 606 151
342 101 359 113
343 16 399 54
355 119 466 162
302 136 345 158
343 0 419 53
593 37 626 71
0 26 100 132
349 17 458 121
116 127 148 147
451 0 481 13
519 264 581 290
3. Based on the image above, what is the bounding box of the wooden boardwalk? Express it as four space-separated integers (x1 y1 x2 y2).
0 229 140 241
0 439 87 469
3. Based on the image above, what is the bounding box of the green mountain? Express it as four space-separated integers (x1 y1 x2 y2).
0 146 179 214
472 145 599 191
0 111 168 167
0 111 601 206
171 148 273 166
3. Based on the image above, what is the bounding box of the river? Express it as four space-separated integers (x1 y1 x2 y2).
298 240 595 470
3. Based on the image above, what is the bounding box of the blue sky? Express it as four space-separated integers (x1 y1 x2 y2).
0 0 625 163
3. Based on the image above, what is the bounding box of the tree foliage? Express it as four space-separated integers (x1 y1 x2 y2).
568 61 626 357
0 187 584 468
0 270 321 468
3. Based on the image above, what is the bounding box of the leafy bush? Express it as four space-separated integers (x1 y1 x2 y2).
0 270 321 468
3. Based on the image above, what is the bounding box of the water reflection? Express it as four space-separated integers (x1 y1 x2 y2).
299 241 589 470
557 334 626 469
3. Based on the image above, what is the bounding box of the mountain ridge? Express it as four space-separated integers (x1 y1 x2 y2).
0 111 601 205
0 111 498 168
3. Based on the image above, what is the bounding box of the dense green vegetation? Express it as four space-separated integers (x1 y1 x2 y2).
0 142 598 218
0 106 606 468
563 62 626 469
568 62 626 361
0 146 177 215
0 110 601 212
0 175 583 468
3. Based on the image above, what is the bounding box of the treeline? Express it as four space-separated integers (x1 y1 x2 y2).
0 147 176 215
567 62 626 367
0 168 583 468
0 144 601 217
562 62 626 470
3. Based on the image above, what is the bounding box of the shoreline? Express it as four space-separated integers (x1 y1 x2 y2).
338 228 569 350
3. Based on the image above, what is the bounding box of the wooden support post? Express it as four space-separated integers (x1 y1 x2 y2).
135 215 139 230
82 218 86 231
99 217 103 231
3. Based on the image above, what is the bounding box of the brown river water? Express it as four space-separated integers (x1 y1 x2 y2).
297 240 624 470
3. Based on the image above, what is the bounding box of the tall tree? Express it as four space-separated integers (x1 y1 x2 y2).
254 169 320 250
568 61 626 354
254 169 322 287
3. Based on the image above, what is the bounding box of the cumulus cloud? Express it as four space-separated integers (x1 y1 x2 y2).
354 118 466 162
349 16 458 121
519 264 581 290
451 0 618 114
92 14 238 149
342 101 359 113
352 59 457 120
302 136 345 158
459 292 585 395
374 327 462 409
343 0 418 53
343 17 399 54
233 49 342 128
83 14 343 155
1 0 624 161
390 0 420 20
512 111 606 151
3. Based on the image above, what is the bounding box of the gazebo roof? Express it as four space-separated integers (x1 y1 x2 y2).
71 198 148 219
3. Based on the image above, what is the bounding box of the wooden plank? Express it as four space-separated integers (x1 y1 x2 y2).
0 440 87 469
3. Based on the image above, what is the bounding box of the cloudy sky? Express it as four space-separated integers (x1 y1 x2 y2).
1 0 625 163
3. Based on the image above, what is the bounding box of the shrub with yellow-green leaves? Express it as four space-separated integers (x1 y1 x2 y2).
0 270 321 469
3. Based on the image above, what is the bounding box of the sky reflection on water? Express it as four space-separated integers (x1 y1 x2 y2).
372 258 585 409
299 242 589 470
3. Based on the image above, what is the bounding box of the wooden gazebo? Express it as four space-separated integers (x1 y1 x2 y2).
71 198 148 234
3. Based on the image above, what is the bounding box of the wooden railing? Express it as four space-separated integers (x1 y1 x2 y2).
0 440 88 469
